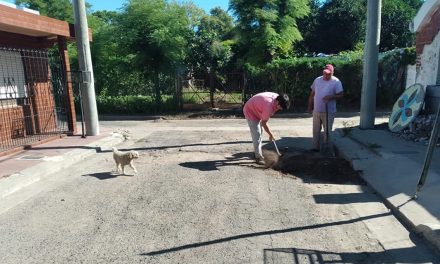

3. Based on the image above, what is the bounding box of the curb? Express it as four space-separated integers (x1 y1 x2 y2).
0 132 125 199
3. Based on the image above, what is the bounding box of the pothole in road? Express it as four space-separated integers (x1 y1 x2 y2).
263 149 365 185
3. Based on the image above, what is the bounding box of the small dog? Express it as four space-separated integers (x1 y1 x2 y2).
112 147 139 175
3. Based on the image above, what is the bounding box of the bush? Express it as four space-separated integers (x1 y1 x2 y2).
245 48 415 109
83 95 179 115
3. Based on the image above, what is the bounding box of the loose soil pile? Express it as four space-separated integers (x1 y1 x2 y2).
263 149 365 185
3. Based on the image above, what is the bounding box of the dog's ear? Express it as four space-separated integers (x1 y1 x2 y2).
129 152 134 159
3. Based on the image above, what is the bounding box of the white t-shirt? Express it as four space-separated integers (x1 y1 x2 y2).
311 76 343 113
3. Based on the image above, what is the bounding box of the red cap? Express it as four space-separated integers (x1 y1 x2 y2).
323 64 334 74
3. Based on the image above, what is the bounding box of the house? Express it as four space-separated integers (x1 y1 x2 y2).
0 2 82 153
408 0 440 113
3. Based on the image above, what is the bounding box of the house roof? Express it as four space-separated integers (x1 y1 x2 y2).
0 4 73 39
411 0 440 33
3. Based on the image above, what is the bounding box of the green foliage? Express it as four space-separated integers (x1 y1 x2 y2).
380 0 423 51
112 0 193 104
14 0 91 22
296 0 423 54
309 0 366 54
230 0 310 66
188 7 235 75
246 48 414 108
95 95 178 114
377 47 416 105
88 0 194 100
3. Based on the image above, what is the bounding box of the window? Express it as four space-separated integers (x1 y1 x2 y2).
0 49 27 100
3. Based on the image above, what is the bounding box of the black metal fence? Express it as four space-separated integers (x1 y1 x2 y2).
177 71 246 110
0 47 72 152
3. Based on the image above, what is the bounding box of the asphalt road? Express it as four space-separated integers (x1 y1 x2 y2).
0 117 438 263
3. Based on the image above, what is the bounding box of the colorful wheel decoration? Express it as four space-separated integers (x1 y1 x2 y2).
388 83 425 132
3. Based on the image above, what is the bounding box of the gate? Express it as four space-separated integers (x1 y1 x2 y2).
178 71 246 110
0 47 73 152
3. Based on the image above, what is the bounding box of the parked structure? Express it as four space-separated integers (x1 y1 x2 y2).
0 3 84 153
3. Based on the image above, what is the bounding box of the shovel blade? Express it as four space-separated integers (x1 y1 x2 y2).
321 143 336 157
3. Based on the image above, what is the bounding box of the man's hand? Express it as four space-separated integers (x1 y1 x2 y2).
269 134 275 142
323 95 333 102
307 106 313 114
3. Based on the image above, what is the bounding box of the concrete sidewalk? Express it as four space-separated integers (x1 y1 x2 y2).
0 128 124 199
333 125 440 253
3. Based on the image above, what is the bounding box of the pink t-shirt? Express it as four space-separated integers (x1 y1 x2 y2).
243 92 278 121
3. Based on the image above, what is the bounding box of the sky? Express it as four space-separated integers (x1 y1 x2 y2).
1 0 230 14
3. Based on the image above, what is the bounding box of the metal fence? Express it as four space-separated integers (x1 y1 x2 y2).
178 71 246 110
0 47 72 152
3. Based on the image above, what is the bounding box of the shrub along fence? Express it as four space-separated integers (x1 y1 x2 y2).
245 47 415 110
88 48 415 115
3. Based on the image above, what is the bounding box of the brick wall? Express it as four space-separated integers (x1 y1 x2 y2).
415 7 440 67
0 106 25 143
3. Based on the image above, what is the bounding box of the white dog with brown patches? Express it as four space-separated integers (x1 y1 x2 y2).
112 147 139 175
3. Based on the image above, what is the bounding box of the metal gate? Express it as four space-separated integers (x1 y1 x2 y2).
0 47 72 152
178 72 246 110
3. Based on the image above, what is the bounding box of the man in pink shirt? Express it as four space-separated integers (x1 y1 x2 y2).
243 92 290 164
307 64 344 151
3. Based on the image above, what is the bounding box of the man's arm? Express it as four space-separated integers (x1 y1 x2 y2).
307 90 315 113
261 120 275 142
323 91 343 102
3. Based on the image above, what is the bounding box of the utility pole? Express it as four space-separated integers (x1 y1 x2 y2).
360 0 381 129
73 0 99 136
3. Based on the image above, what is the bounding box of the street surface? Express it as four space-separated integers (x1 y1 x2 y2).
0 116 438 263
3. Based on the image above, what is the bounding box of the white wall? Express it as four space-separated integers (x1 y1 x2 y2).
406 65 417 88
416 31 440 86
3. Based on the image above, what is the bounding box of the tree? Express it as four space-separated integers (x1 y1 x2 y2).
88 10 123 96
313 0 366 54
115 0 193 103
380 0 423 51
230 0 310 66
295 0 321 55
15 0 77 22
296 0 423 54
188 7 235 75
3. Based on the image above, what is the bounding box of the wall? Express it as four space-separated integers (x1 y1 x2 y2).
417 31 440 85
406 65 417 88
414 5 440 86
0 106 24 144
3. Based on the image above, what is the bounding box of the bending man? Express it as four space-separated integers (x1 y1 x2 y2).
243 92 290 165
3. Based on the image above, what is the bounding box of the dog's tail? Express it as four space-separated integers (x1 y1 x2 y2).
112 147 118 153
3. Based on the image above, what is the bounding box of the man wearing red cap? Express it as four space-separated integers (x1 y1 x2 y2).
307 64 344 151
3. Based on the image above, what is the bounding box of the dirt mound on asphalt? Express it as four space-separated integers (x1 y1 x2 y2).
263 149 365 185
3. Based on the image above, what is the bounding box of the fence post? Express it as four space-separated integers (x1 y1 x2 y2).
209 72 215 108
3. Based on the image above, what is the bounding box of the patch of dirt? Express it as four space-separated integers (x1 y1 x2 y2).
263 149 365 185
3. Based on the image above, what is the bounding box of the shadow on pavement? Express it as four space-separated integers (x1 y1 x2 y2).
313 192 379 204
179 152 257 171
262 244 439 264
141 212 391 256
82 171 134 180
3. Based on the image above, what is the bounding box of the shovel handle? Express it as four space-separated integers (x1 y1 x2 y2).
272 140 281 156
325 103 329 139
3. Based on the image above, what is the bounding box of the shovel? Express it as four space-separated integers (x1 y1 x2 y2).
263 140 284 169
272 140 282 156
322 103 335 157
